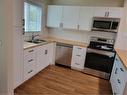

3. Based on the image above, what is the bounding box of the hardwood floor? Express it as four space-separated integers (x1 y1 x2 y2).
15 65 112 95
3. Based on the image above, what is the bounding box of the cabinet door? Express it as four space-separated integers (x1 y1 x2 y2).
47 5 63 28
47 43 55 65
37 46 46 72
78 7 93 31
110 57 118 83
62 6 80 29
37 44 52 72
93 7 108 17
108 7 123 18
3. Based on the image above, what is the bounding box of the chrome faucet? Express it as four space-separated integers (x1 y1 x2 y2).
31 33 39 42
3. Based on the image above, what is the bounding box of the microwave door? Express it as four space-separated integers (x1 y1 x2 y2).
92 20 112 31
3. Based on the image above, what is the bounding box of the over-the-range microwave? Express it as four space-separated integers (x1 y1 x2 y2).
91 17 120 33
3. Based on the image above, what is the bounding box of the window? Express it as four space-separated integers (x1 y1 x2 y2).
24 2 42 32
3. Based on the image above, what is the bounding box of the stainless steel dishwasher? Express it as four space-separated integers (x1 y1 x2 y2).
55 43 73 67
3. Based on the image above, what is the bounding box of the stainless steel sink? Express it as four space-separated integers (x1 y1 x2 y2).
27 39 47 44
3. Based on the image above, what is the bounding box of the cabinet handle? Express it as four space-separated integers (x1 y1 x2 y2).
117 79 121 84
107 12 109 17
120 68 124 72
115 58 118 61
60 23 63 28
28 70 33 74
115 68 118 74
77 48 82 50
28 50 34 53
75 63 80 65
45 50 48 54
59 23 61 28
77 25 80 30
114 92 117 95
76 55 81 57
105 12 107 17
28 59 34 62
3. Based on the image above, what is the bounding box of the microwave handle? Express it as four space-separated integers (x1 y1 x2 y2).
105 12 109 17
105 12 107 17
107 12 109 17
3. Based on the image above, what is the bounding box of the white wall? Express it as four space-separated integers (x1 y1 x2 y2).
0 0 13 95
115 0 127 50
50 0 124 7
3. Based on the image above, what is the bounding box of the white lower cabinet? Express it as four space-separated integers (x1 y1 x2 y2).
110 55 127 95
71 46 87 70
23 43 55 82
36 43 55 73
23 47 38 81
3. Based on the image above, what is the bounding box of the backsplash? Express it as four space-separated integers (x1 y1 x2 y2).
48 28 117 44
23 27 49 41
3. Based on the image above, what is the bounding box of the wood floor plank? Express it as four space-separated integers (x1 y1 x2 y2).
14 65 112 95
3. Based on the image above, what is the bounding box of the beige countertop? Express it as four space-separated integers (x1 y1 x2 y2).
24 42 38 49
24 37 88 50
115 49 127 69
24 41 51 50
43 37 88 47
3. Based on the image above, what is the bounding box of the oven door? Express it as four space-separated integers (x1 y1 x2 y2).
84 48 115 79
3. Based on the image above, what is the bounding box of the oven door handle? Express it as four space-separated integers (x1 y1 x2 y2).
87 48 115 57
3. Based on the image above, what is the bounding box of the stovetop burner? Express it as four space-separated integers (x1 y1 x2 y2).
88 37 115 52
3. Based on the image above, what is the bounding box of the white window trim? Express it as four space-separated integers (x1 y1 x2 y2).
24 1 42 32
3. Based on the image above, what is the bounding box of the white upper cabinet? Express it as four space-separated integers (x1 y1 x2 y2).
78 7 94 31
46 5 123 30
107 7 123 18
47 5 63 28
62 6 80 29
93 7 108 17
93 7 123 18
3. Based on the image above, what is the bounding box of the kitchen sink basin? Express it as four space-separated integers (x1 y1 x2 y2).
27 39 47 44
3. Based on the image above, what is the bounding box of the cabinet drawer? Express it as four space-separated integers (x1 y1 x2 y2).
71 58 85 69
72 54 85 61
24 54 36 67
24 48 37 57
24 64 36 81
73 46 86 55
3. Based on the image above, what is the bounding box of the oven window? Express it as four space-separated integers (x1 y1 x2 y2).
85 52 114 73
93 20 111 29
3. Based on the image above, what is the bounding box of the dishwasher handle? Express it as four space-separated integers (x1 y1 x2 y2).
56 43 73 48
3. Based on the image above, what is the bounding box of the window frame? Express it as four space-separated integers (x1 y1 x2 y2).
24 1 42 32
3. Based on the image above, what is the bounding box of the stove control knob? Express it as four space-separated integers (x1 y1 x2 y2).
108 40 114 44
